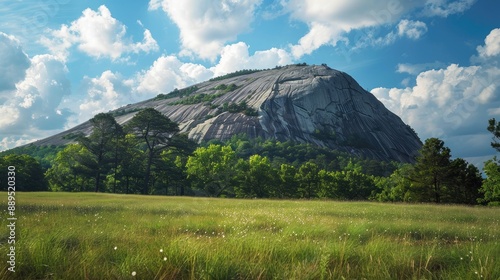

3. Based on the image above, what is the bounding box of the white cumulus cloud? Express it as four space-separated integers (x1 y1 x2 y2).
149 0 262 60
476 28 500 59
372 64 499 158
136 44 292 96
0 50 72 150
212 42 293 77
40 5 158 61
0 32 30 93
136 55 211 95
14 54 72 131
77 71 133 123
372 64 491 136
372 29 500 162
397 19 428 40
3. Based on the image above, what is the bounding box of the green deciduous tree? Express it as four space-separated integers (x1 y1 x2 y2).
317 169 376 200
295 161 320 198
340 170 376 200
235 154 277 198
0 154 48 191
317 170 343 199
278 163 298 198
479 119 500 205
479 157 500 206
45 144 95 192
186 144 237 197
373 164 414 202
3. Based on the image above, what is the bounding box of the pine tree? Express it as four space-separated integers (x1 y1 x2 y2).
78 113 123 192
487 118 500 152
125 108 179 194
410 138 451 203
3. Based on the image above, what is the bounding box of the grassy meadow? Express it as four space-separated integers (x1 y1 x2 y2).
0 192 499 279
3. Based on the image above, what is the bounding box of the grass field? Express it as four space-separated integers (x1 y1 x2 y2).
0 192 499 279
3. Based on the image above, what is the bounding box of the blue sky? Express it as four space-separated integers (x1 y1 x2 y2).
0 0 499 167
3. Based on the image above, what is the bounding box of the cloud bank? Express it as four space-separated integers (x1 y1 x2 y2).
149 0 262 61
40 5 158 61
372 28 500 163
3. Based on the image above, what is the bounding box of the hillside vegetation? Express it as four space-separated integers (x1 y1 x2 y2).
0 192 498 279
2 110 500 205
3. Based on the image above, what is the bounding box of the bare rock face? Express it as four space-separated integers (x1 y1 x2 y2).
34 65 422 163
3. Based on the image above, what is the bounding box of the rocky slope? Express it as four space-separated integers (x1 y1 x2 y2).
33 64 422 163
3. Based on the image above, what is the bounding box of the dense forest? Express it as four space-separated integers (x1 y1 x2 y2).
2 108 500 205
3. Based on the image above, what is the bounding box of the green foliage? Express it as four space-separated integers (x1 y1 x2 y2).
312 128 337 141
213 83 238 93
0 154 48 191
448 158 483 205
158 152 192 196
339 170 376 200
218 100 258 116
487 118 500 152
209 69 263 81
479 119 500 205
221 134 395 176
372 164 414 202
0 119 486 204
317 169 376 200
377 138 484 204
169 92 225 105
295 162 320 198
0 144 64 171
410 138 453 203
45 144 96 192
154 86 199 100
186 144 238 197
180 142 380 200
277 163 298 198
78 113 124 192
111 134 145 194
479 157 500 206
62 132 84 140
234 155 277 198
125 108 180 194
110 107 142 117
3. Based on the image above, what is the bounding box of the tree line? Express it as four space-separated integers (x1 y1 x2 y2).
2 108 500 205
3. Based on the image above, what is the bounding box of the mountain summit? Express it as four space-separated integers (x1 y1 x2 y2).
34 64 421 162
